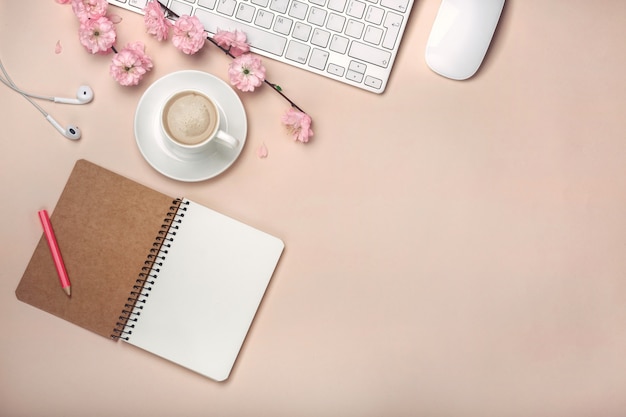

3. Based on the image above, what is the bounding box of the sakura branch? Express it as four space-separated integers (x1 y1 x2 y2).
206 30 304 113
153 0 312 142
59 0 313 143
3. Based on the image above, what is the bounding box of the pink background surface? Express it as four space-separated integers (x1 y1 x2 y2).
2 1 626 416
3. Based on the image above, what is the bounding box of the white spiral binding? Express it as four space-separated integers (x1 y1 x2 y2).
111 199 189 340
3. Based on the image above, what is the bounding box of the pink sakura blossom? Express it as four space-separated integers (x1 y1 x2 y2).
213 29 249 57
78 15 117 54
143 0 171 41
281 108 313 143
109 41 153 86
171 15 206 55
228 53 265 92
71 0 108 22
56 0 72 4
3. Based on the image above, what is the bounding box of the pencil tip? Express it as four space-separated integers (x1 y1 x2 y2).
64 286 71 297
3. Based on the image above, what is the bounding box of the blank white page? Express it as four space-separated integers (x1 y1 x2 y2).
124 199 284 381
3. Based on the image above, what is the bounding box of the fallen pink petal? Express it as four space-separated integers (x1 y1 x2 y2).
257 142 268 158
109 14 123 24
55 40 63 54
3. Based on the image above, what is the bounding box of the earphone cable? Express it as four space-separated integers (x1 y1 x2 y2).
0 58 50 117
0 57 55 101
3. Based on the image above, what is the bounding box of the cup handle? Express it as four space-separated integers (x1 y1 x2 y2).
215 130 240 149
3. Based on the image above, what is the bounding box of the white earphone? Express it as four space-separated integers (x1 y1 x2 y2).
2 80 94 105
53 85 95 105
45 115 82 141
0 58 93 140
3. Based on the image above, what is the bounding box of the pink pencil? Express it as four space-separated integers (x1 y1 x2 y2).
38 210 72 297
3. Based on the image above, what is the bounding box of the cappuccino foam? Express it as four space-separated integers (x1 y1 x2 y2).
163 92 218 145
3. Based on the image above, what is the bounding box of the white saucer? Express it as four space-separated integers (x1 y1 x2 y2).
135 70 247 182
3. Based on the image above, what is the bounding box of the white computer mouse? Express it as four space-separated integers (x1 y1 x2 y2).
425 0 505 80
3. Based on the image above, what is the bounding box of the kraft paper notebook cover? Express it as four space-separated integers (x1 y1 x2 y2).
16 159 284 381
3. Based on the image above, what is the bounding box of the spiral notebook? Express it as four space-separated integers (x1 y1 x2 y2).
16 159 284 381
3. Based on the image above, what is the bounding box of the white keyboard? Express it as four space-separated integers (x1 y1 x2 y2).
108 0 414 93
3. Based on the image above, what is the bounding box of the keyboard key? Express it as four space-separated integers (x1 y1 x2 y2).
269 0 289 13
382 11 402 49
307 7 327 26
309 48 329 70
171 0 193 15
329 34 349 54
129 0 147 9
251 0 268 6
363 25 383 44
195 8 287 55
345 19 364 38
311 28 331 47
364 5 384 24
216 0 237 16
327 0 347 12
346 70 363 83
288 0 309 20
309 0 326 5
380 0 409 13
346 0 366 19
236 3 256 22
326 13 346 32
348 60 366 73
198 0 217 9
348 41 391 67
285 40 311 64
274 16 293 35
254 9 274 29
364 75 383 89
292 22 312 41
327 63 345 76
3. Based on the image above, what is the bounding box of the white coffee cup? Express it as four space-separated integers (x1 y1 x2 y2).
160 90 239 156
